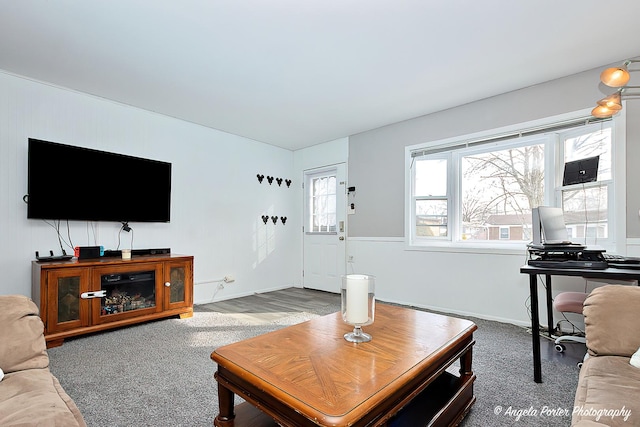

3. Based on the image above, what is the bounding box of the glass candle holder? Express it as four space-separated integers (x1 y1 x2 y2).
341 274 375 343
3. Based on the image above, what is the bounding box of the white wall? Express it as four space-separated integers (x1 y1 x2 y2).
0 71 298 303
346 239 533 323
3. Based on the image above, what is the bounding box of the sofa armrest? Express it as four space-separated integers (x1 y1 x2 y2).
0 295 49 373
583 284 640 357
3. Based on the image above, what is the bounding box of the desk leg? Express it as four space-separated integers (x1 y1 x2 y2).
529 274 542 383
545 274 554 338
214 372 236 427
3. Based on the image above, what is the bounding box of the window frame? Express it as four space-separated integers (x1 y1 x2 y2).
404 108 626 254
411 153 450 240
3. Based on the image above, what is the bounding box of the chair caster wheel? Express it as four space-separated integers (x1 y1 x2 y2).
555 343 566 353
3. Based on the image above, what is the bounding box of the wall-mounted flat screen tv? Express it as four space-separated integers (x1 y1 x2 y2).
27 138 172 222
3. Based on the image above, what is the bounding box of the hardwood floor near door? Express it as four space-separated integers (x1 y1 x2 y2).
202 287 338 313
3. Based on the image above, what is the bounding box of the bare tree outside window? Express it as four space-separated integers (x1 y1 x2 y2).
461 144 544 241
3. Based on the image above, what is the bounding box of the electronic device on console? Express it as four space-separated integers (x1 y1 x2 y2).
530 206 580 247
528 206 607 269
527 207 640 269
35 250 73 262
74 246 104 260
102 248 171 258
527 245 608 269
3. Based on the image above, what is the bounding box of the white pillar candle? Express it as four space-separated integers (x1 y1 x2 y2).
346 276 369 324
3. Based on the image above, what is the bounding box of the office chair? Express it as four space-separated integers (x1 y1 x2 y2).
553 291 588 353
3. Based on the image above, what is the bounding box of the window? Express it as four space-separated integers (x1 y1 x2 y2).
561 126 611 242
407 115 615 248
307 171 337 233
413 157 448 238
499 227 510 240
459 139 545 242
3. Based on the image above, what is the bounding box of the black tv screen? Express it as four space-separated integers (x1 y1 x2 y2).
562 155 599 186
27 139 171 222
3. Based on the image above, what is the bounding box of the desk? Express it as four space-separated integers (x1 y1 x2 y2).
520 264 640 383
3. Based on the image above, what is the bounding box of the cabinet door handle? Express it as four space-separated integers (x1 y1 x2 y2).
80 290 107 299
165 282 171 287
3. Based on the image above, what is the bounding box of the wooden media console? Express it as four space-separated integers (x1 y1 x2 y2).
32 253 193 348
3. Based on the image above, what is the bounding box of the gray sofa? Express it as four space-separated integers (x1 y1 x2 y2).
0 295 86 426
572 284 640 426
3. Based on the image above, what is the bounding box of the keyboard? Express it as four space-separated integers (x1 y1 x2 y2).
602 253 640 264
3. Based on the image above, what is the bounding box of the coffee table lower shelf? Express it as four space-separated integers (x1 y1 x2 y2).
388 371 476 427
226 371 475 427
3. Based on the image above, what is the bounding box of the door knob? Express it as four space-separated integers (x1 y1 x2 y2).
339 236 345 241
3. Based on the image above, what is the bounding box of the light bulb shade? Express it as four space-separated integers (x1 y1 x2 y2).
600 66 630 87
596 92 622 111
591 105 616 118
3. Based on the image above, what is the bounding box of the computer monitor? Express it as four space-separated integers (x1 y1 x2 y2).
563 156 599 186
534 206 572 245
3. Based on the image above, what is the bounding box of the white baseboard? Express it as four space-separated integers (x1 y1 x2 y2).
379 297 532 329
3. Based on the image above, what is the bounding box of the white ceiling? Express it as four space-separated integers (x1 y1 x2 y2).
1 1 640 151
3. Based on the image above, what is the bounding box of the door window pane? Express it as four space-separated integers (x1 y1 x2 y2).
310 174 337 232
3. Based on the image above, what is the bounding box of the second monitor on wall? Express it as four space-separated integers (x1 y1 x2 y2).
563 155 599 186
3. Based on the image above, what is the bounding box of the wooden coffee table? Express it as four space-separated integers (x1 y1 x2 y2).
211 303 477 427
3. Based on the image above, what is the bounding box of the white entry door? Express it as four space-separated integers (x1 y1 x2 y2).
303 163 347 294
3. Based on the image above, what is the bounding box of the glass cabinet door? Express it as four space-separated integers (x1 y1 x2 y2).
46 268 90 333
164 260 193 310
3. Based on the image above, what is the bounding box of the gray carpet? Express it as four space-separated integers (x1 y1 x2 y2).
48 299 579 426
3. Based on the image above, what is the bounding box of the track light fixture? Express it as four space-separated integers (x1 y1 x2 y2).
600 60 638 87
592 59 640 118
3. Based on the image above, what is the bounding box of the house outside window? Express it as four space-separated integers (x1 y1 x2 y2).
407 113 616 249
